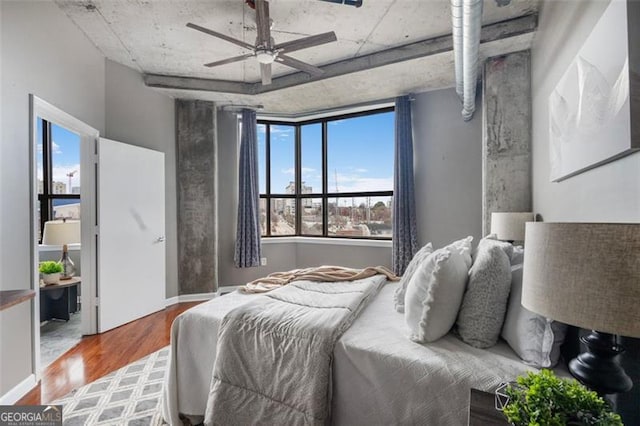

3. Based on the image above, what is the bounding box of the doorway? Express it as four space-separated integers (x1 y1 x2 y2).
36 118 82 367
30 95 99 375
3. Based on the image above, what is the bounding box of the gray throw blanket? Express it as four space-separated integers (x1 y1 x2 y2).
204 275 387 426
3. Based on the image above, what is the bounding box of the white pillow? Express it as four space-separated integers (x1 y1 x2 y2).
501 265 567 367
393 242 433 313
404 243 472 343
447 236 474 268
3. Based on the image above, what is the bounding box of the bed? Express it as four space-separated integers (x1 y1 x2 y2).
162 281 543 425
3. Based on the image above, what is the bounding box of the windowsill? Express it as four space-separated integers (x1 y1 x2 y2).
38 243 81 252
261 236 392 248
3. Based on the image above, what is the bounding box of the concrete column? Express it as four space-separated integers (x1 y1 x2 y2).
482 50 532 235
176 100 218 294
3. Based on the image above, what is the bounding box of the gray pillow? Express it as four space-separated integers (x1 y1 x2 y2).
501 265 568 367
394 242 433 313
456 238 512 348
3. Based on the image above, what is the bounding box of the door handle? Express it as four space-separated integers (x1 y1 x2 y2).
155 236 166 243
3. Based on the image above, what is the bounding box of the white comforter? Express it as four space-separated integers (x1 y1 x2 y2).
163 283 538 425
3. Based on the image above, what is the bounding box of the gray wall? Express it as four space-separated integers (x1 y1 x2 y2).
413 88 484 248
296 243 390 269
104 60 178 298
531 0 640 222
0 303 32 397
0 0 105 397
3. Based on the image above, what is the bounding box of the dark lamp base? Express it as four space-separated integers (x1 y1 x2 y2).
568 331 632 396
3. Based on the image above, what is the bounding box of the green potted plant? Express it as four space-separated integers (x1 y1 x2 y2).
498 369 623 426
40 261 63 285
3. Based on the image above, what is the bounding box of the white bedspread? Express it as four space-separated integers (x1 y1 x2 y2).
204 277 385 425
332 284 537 425
163 283 538 425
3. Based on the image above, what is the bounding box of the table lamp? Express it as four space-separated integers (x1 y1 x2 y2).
42 219 81 280
490 212 534 243
522 222 640 396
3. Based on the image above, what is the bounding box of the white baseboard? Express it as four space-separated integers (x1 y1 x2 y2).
165 287 242 307
0 374 37 405
165 292 214 306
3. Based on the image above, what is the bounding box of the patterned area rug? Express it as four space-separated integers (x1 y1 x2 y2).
53 347 169 425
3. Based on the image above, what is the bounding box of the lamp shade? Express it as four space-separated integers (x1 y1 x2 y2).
490 212 534 241
522 222 640 338
42 220 81 245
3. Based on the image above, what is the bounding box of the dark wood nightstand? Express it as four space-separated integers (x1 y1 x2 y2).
468 388 510 425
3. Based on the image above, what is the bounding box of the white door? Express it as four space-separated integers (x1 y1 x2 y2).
97 138 165 332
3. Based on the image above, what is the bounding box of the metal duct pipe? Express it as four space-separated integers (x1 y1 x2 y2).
461 0 483 121
451 0 464 101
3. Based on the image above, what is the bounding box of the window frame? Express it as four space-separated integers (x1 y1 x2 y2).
259 106 394 240
38 118 81 241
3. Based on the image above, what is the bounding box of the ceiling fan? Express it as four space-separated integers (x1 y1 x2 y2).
187 0 337 85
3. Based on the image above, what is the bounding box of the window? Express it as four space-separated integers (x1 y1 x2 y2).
258 107 394 239
37 118 81 241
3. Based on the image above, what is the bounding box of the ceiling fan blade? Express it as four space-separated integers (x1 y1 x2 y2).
204 53 254 68
275 32 337 54
255 0 271 48
186 22 254 51
276 54 324 76
260 63 272 85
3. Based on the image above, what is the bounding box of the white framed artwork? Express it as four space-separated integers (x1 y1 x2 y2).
549 0 639 182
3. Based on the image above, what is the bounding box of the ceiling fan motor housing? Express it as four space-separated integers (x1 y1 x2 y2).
256 50 276 64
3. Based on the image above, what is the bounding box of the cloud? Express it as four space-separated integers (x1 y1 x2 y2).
36 141 62 154
270 126 294 141
271 126 293 134
281 167 315 176
330 172 393 193
354 168 368 173
51 141 62 154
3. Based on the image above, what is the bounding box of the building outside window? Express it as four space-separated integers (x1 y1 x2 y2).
258 107 394 239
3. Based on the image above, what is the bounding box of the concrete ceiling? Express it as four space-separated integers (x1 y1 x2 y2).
55 0 539 114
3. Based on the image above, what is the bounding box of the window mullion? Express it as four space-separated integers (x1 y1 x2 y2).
266 123 271 237
42 120 52 230
322 121 328 237
295 125 301 235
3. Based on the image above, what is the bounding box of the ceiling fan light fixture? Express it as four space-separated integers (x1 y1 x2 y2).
256 50 276 64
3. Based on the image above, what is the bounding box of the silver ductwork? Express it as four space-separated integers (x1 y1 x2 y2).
451 0 483 121
451 0 464 101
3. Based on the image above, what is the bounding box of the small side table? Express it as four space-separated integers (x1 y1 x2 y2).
468 388 510 426
40 276 81 321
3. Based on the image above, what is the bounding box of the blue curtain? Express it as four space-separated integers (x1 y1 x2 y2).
234 109 262 267
392 96 418 275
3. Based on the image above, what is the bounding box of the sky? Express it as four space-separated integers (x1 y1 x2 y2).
258 110 394 196
37 118 81 192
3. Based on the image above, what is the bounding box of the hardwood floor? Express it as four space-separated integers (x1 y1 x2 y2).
17 302 201 405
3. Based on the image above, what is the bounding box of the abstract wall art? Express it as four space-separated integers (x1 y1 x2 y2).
549 0 639 182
